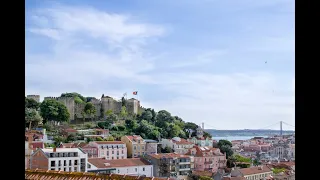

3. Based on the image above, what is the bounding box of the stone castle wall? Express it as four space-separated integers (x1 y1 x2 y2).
27 95 40 102
42 95 140 121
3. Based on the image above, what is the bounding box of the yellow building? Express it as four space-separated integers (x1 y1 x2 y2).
121 135 146 158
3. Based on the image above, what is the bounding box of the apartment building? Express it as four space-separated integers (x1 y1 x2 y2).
146 153 192 180
160 137 194 154
87 158 153 177
30 148 88 172
121 135 146 158
89 141 127 160
144 139 158 154
231 166 273 180
186 146 227 173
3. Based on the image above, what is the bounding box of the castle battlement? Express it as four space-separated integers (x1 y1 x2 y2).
27 95 40 102
41 94 141 121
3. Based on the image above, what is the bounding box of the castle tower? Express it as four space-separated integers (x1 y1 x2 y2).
27 95 40 102
196 125 204 138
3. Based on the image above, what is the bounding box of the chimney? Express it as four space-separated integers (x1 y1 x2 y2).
53 147 56 152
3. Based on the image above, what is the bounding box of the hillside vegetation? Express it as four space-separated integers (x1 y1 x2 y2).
25 92 212 140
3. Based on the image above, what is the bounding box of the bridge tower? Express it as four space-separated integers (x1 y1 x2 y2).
280 121 283 136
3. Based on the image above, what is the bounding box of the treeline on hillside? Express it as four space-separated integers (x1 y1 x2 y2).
25 92 212 140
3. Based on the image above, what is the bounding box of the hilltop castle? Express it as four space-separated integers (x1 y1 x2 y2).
27 95 143 121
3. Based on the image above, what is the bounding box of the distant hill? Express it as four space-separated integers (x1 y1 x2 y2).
205 129 294 137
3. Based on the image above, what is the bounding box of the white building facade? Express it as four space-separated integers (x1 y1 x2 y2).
87 158 153 177
31 148 88 172
160 137 194 154
89 141 127 160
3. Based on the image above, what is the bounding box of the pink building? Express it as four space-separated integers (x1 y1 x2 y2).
81 144 99 158
186 146 227 173
89 141 127 160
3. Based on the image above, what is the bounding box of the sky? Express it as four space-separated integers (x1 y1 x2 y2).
25 0 295 130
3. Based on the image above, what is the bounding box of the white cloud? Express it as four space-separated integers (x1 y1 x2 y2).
26 4 295 130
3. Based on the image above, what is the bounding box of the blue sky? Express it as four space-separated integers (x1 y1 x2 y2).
25 0 295 130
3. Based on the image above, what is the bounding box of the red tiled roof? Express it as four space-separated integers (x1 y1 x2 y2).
25 169 168 180
30 141 44 149
126 135 143 142
222 177 246 180
88 158 151 168
173 138 194 145
239 166 272 176
192 171 213 177
148 153 190 159
94 141 125 144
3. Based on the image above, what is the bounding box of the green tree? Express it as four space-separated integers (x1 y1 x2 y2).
53 136 67 147
141 110 153 122
25 97 40 109
40 99 70 123
106 136 114 141
156 110 174 125
96 137 103 141
120 106 128 119
67 134 77 142
84 102 96 123
117 125 126 131
218 140 233 158
121 97 127 107
105 109 113 116
199 176 213 180
25 108 43 130
106 113 118 123
61 92 86 103
81 110 86 124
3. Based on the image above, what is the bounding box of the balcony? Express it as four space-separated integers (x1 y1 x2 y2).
179 167 191 171
179 161 190 165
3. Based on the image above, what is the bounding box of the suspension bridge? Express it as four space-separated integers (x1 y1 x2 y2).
202 121 295 137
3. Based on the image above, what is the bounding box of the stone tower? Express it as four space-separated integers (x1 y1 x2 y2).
196 126 204 139
27 95 40 102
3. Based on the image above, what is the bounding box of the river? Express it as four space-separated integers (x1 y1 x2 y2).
212 136 269 141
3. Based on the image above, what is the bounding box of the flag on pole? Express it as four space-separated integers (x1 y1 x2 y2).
133 91 138 95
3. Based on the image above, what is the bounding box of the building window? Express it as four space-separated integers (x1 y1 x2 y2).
134 146 136 150
135 168 137 172
69 160 72 165
50 161 55 167
112 157 114 159
112 151 114 154
64 168 66 171
74 167 77 171
51 168 55 170
143 167 145 171
118 170 120 173
74 160 78 165
107 151 109 155
64 160 66 166
69 167 71 172
117 157 119 159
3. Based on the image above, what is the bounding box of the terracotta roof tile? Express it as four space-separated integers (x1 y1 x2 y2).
239 166 272 176
25 169 157 180
148 153 190 159
93 141 125 144
88 158 151 168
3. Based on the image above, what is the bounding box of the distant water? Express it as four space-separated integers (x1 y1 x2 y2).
212 136 268 141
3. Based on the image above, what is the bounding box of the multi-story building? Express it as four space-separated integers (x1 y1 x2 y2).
146 153 192 180
187 146 227 173
87 158 153 177
121 135 146 158
58 142 99 158
30 148 88 172
89 141 127 160
160 137 194 154
144 139 158 154
231 165 273 180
